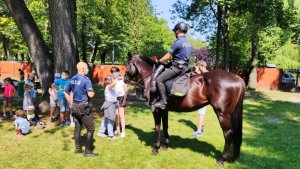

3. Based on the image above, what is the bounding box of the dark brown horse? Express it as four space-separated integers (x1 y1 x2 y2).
124 55 245 165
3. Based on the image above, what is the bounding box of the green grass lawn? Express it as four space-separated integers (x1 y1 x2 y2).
0 88 299 169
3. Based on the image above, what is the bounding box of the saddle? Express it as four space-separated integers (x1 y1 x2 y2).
165 73 191 97
151 64 197 98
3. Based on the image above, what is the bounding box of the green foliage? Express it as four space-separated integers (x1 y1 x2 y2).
229 14 252 68
0 0 174 63
76 0 174 63
269 39 300 69
0 0 51 60
0 88 299 168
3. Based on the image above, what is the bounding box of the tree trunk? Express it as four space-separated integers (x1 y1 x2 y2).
90 40 99 63
223 4 230 71
48 0 77 75
215 5 222 68
4 0 54 94
21 53 25 61
247 31 259 89
100 50 107 64
14 53 18 61
2 35 10 60
81 14 87 63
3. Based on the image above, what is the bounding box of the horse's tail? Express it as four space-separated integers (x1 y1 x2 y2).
231 83 245 160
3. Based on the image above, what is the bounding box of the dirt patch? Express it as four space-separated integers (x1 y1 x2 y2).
265 115 282 124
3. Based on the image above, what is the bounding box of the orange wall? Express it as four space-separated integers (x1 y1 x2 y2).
92 65 126 84
257 68 282 90
0 62 32 80
0 62 125 84
0 62 282 90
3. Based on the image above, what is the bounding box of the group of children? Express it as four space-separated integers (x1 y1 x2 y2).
2 77 44 137
3 67 127 138
2 70 75 137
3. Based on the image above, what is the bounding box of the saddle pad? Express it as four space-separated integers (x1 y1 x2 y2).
170 74 190 97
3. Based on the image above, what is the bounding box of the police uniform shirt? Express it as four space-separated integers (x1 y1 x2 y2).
65 74 93 102
169 36 192 64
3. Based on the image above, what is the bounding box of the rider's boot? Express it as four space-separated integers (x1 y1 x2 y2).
152 83 167 110
150 65 165 93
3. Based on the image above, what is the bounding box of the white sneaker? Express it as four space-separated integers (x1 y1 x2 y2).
114 130 120 135
120 132 125 138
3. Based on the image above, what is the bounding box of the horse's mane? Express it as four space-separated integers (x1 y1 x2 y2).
132 54 155 67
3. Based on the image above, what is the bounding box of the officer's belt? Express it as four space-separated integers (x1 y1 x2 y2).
73 100 89 104
172 60 188 67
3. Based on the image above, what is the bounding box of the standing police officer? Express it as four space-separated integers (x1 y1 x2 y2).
64 62 98 157
151 22 192 110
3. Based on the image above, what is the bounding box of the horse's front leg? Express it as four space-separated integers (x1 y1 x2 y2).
152 109 162 155
161 110 169 150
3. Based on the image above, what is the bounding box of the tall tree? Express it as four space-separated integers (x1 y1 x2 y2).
172 0 231 69
3 0 54 93
241 0 291 89
48 0 77 75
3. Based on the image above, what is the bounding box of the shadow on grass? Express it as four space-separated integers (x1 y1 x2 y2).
178 119 198 131
126 102 152 115
245 90 271 101
7 128 14 131
239 98 300 168
62 130 71 151
45 126 64 134
126 124 222 159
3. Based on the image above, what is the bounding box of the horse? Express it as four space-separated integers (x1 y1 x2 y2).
124 55 245 165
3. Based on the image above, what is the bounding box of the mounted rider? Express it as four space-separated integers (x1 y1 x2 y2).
151 22 192 110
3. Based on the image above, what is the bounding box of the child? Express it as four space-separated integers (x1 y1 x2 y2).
192 60 208 137
13 109 31 137
23 84 34 119
97 75 121 139
49 83 58 122
3 78 16 119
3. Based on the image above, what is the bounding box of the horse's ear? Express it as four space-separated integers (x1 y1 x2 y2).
127 52 133 62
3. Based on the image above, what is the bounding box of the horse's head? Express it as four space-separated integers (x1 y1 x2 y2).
124 58 139 84
124 55 154 84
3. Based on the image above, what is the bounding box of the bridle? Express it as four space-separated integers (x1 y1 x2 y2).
124 58 152 85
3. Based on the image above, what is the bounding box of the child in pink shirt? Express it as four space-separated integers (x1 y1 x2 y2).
3 78 16 119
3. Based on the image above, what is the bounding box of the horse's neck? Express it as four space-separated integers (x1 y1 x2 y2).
136 61 153 79
142 74 151 98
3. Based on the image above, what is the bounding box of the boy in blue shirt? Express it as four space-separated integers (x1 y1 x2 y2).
55 71 71 126
14 109 31 137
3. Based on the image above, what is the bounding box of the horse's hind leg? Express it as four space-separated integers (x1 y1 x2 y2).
152 109 162 155
217 114 234 166
214 108 232 166
161 110 169 150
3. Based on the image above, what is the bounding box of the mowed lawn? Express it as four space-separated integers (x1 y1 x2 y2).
0 87 299 169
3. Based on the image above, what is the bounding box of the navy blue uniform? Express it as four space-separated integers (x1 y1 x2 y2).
155 35 192 107
65 74 93 102
65 74 96 155
169 36 192 64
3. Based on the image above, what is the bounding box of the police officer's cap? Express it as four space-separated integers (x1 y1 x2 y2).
172 22 189 32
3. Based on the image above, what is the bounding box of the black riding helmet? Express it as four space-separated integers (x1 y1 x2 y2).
172 22 189 33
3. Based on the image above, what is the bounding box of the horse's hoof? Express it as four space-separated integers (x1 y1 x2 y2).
151 149 159 155
216 160 224 168
161 145 168 151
